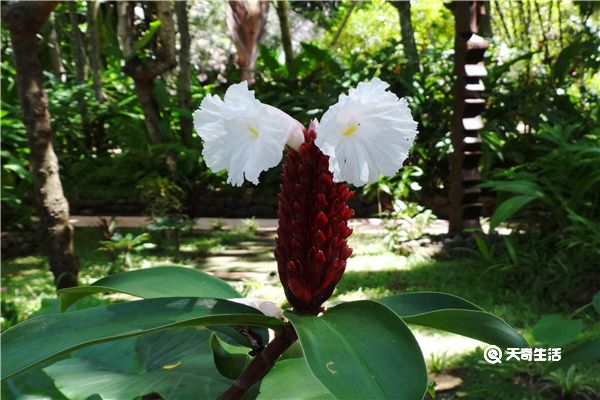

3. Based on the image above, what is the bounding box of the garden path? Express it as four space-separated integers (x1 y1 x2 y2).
68 215 449 234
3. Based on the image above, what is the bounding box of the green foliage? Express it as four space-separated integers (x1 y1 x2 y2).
209 333 252 380
146 215 196 251
532 315 584 347
58 266 241 311
383 200 436 254
479 121 600 298
538 366 600 400
256 358 333 399
97 232 155 270
1 296 281 380
0 61 33 229
3 265 526 399
210 218 226 231
44 328 230 400
137 176 186 218
286 301 428 399
241 217 259 236
483 122 600 235
371 166 438 253
133 20 161 53
379 292 528 348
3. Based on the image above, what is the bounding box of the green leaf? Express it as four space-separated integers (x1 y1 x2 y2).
209 333 252 380
286 301 427 400
490 194 537 231
280 341 304 360
3 163 29 179
532 315 584 347
45 328 231 400
58 266 241 311
133 20 161 52
548 337 600 371
1 363 68 400
378 292 528 348
152 80 171 110
593 292 600 315
488 51 536 81
257 359 333 400
480 179 544 197
1 297 283 380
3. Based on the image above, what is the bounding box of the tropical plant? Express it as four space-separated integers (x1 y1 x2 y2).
383 200 436 255
146 215 195 252
1 80 528 400
97 232 156 271
137 176 186 219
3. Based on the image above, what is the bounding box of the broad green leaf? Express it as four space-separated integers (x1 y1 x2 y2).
1 363 68 400
257 359 333 400
378 292 528 348
58 266 241 311
286 301 427 400
532 315 584 347
1 297 283 380
210 333 252 380
548 337 600 371
593 292 600 315
45 328 230 400
280 341 304 360
490 194 538 230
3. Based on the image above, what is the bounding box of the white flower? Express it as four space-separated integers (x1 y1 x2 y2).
228 298 283 319
315 78 418 186
194 81 304 186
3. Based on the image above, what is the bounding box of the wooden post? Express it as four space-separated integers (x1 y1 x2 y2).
448 1 488 233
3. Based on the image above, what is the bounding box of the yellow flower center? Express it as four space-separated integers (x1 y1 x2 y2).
341 123 359 136
247 126 259 137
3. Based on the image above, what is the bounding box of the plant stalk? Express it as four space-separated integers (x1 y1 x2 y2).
218 322 298 400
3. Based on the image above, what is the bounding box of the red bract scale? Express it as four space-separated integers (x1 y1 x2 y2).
275 123 354 315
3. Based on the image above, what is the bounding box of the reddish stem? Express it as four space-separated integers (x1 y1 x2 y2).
218 322 298 400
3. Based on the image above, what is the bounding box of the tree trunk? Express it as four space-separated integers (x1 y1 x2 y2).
134 80 164 144
175 1 194 146
390 1 420 79
117 1 177 144
275 0 294 72
67 1 91 150
86 1 105 102
2 1 79 289
227 0 269 83
47 12 64 79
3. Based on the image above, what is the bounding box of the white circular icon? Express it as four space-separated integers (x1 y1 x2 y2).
484 345 503 364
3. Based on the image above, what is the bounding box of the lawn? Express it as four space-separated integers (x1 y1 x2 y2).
2 225 599 399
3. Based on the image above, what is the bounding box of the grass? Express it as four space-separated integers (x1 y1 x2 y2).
2 225 599 399
1 226 260 329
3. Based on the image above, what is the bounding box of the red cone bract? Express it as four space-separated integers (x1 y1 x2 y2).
275 123 354 314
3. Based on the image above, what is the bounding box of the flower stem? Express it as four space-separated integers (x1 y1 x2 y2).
218 322 298 400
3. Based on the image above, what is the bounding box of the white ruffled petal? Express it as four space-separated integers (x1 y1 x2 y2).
194 82 303 186
315 78 418 186
265 104 305 150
